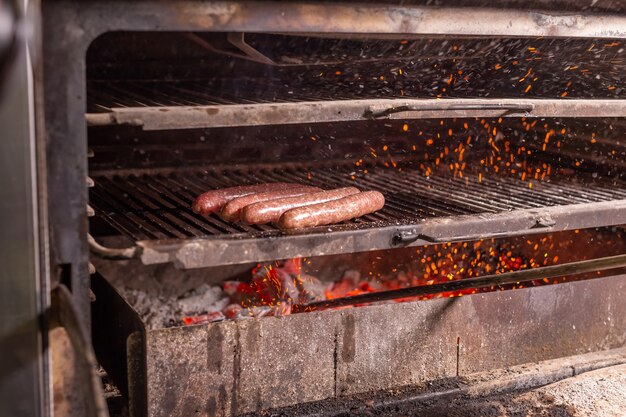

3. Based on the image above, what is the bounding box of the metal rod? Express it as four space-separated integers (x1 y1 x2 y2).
88 234 139 260
85 99 626 130
292 254 626 313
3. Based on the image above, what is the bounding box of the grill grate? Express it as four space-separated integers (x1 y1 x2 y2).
90 164 626 243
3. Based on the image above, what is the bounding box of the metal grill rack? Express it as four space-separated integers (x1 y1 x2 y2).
89 164 626 269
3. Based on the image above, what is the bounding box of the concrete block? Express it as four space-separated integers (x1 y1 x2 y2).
457 276 626 375
235 312 337 414
336 299 459 396
146 321 237 417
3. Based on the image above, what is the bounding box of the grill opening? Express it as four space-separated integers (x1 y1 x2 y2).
92 226 626 415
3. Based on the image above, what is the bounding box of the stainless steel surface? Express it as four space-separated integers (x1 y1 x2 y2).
88 164 626 268
0 0 47 415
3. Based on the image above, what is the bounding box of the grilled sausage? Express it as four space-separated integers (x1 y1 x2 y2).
192 183 302 215
278 191 385 230
241 187 360 225
220 186 323 222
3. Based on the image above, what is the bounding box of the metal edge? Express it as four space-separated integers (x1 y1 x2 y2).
71 2 626 39
136 199 626 269
90 273 146 405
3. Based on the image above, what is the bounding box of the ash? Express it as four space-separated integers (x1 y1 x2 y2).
118 284 228 330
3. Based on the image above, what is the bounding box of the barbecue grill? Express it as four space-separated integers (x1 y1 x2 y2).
4 1 626 417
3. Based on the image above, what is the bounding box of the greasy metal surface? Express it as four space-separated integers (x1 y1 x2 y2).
48 2 626 40
86 98 626 130
96 273 626 416
89 164 626 268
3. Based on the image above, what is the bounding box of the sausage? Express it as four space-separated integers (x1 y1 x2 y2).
278 191 385 230
241 187 360 225
220 186 323 222
192 183 302 215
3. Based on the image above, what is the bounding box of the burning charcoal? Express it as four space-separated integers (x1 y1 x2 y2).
222 281 252 304
281 258 302 276
269 303 292 317
223 303 243 319
328 277 357 298
225 305 272 320
249 306 272 318
223 280 246 296
182 311 226 326
360 279 383 291
249 265 300 304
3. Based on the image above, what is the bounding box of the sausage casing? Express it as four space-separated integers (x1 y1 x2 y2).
278 191 385 230
191 183 301 215
241 187 360 225
220 186 322 222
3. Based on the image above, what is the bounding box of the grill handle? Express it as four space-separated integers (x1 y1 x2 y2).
392 217 556 246
365 103 535 119
88 234 139 260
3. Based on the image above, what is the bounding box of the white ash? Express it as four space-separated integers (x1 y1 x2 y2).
177 284 228 313
118 284 229 330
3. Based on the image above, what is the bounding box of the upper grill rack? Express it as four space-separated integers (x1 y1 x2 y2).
85 35 626 130
89 164 626 269
85 79 626 131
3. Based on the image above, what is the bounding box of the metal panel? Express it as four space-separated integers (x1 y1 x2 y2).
0 0 47 415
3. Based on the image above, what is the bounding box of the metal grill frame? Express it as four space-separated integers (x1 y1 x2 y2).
44 0 626 315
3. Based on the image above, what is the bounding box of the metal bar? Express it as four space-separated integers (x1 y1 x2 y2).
85 99 626 130
135 199 626 269
69 2 626 39
293 254 626 312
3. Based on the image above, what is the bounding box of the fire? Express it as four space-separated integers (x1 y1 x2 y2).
178 231 616 326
